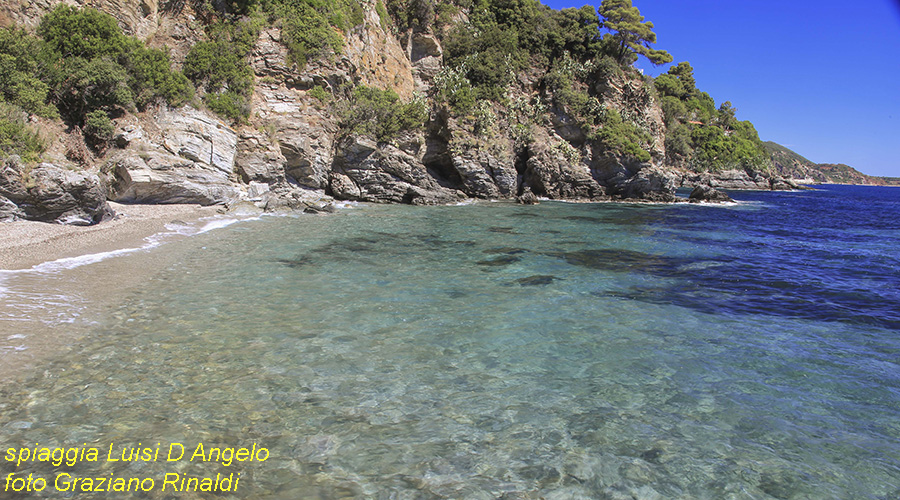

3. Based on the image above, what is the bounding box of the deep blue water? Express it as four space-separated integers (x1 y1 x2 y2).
1 184 898 499
627 185 900 330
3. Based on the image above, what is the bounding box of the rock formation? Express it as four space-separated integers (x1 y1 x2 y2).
0 156 113 224
0 0 805 225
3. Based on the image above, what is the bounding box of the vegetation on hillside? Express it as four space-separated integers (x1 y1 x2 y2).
654 61 770 172
0 5 192 156
337 86 428 142
0 0 787 174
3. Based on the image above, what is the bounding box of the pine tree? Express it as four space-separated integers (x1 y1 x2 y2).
598 0 672 66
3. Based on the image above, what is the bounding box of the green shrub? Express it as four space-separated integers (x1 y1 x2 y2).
593 107 651 162
262 0 363 68
61 57 135 120
375 1 390 30
664 122 691 161
0 6 196 128
126 46 193 108
339 86 427 142
204 91 251 123
83 109 115 147
432 61 476 114
0 104 46 162
184 18 259 122
38 5 128 60
690 121 770 172
277 2 343 68
0 28 58 118
308 85 330 103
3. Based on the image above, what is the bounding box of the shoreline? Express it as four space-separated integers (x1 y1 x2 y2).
0 202 222 271
0 202 224 382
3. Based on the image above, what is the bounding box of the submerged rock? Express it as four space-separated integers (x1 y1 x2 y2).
476 255 522 266
514 275 562 286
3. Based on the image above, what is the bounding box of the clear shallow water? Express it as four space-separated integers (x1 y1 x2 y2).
1 185 899 499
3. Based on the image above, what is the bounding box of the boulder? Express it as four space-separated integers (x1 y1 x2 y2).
0 195 25 222
770 176 800 190
689 185 734 203
608 166 678 202
0 156 113 225
254 184 334 213
516 189 539 205
684 169 771 190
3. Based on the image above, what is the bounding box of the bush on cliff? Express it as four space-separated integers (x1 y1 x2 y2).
260 0 364 69
0 28 58 118
592 107 651 163
654 60 771 171
0 6 192 138
338 86 427 142
0 104 46 163
184 18 260 122
39 6 192 119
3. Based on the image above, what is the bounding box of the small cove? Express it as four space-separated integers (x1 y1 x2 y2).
1 187 899 498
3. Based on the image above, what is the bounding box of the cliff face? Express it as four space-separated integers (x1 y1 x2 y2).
0 0 804 224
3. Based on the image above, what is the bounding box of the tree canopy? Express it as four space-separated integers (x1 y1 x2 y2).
598 0 672 66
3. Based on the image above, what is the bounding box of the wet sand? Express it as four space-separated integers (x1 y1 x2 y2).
0 202 223 381
0 202 222 271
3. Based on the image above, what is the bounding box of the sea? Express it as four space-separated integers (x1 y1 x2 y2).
0 184 898 499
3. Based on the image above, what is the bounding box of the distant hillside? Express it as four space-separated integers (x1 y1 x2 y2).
764 142 899 185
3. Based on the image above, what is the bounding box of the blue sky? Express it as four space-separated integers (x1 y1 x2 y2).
544 0 900 177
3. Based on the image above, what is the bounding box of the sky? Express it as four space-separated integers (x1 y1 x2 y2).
544 0 900 177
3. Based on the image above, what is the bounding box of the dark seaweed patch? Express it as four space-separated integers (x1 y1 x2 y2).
483 247 529 255
561 216 604 223
476 255 522 266
514 275 561 286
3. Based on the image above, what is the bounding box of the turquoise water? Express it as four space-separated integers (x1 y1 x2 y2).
2 187 899 499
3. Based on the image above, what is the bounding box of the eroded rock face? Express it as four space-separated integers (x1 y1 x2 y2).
104 107 240 205
0 0 158 38
250 87 336 190
0 156 113 225
410 33 443 93
596 73 666 162
158 107 237 175
105 153 239 205
330 136 461 204
524 133 605 200
449 146 517 199
235 129 286 184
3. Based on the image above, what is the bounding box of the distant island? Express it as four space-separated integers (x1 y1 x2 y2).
0 0 891 225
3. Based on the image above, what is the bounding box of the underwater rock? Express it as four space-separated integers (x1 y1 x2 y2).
514 275 562 286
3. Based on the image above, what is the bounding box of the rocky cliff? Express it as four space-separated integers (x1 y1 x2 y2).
0 0 804 224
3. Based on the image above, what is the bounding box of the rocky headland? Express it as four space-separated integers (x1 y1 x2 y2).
0 0 813 227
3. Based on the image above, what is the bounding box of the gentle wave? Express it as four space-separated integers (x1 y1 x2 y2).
1 215 256 277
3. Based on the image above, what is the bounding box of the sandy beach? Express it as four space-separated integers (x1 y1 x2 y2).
0 202 222 271
0 202 223 381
